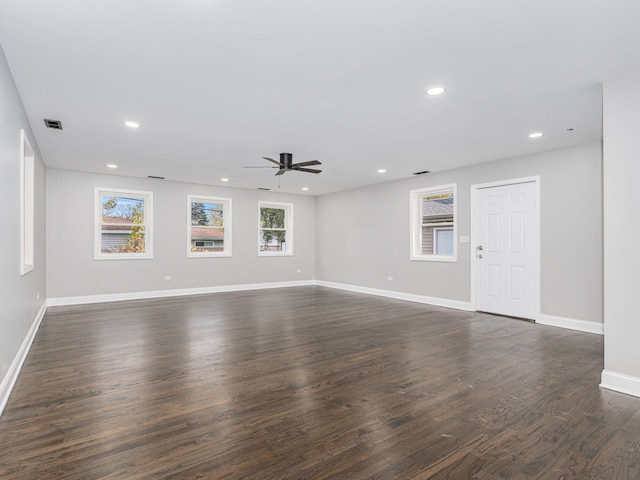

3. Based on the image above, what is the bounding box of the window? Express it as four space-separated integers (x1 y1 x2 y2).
410 184 457 261
95 188 153 259
20 130 35 275
259 202 293 256
188 195 232 257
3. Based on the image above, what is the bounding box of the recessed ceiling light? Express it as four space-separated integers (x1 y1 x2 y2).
529 132 543 138
124 121 140 128
221 178 229 182
107 164 118 169
377 169 387 173
301 187 309 191
425 86 446 96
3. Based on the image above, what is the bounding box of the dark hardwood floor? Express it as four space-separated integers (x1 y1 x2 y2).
1 286 638 479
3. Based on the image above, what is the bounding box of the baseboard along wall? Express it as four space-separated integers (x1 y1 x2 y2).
601 370 640 398
0 301 47 417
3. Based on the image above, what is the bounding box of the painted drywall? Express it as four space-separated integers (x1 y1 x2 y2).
316 142 603 324
0 45 46 395
602 69 640 385
46 169 315 298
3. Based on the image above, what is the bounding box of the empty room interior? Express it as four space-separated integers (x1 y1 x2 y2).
2 1 640 478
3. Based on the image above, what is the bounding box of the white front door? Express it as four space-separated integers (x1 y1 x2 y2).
476 180 538 320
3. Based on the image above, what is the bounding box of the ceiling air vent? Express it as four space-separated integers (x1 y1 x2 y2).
413 170 431 175
147 175 165 180
44 119 63 130
257 187 271 191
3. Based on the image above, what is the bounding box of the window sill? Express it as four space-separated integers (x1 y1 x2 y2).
258 252 294 257
94 254 153 260
21 264 34 276
410 255 457 263
188 252 232 258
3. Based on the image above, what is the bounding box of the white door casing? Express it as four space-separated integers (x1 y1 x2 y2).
471 178 539 320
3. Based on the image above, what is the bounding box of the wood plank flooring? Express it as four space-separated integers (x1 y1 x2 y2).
1 286 638 479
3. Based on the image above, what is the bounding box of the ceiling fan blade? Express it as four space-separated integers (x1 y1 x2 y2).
262 157 282 166
295 167 322 174
275 169 286 176
292 160 321 167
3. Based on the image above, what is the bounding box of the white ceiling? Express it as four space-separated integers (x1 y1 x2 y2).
1 1 639 195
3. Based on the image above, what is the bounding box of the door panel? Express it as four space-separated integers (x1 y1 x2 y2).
477 181 537 319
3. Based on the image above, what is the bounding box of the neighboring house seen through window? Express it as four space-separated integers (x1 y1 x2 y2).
410 184 457 261
259 201 293 255
188 195 231 257
95 188 153 259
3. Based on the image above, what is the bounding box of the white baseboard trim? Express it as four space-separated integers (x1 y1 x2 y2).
600 370 640 398
537 314 604 335
315 280 474 311
47 280 316 307
0 300 47 417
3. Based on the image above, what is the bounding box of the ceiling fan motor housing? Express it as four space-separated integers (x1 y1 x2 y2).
280 153 293 168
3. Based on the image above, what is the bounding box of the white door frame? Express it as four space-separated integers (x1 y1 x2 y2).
470 176 541 320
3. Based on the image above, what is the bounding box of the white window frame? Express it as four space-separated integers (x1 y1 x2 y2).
410 183 457 262
187 195 232 258
94 187 153 260
20 130 35 275
258 201 293 256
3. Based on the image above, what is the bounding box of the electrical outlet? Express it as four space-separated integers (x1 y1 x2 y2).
164 275 172 281
387 276 394 281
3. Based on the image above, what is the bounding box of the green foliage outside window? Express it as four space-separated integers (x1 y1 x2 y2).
101 196 146 253
260 207 286 246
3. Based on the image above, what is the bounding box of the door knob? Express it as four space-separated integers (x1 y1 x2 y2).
477 245 483 251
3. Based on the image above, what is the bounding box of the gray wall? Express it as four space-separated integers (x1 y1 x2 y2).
316 142 603 323
46 169 315 298
602 69 640 380
0 45 46 384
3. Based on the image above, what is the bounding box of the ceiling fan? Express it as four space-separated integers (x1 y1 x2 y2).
244 153 322 176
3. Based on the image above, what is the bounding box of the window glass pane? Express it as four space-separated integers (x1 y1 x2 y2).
420 191 454 256
258 202 292 255
434 228 454 255
100 225 146 253
102 196 145 224
421 193 453 223
191 201 224 227
191 226 225 252
96 188 152 259
260 230 287 252
260 207 285 229
411 185 456 261
188 197 230 257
